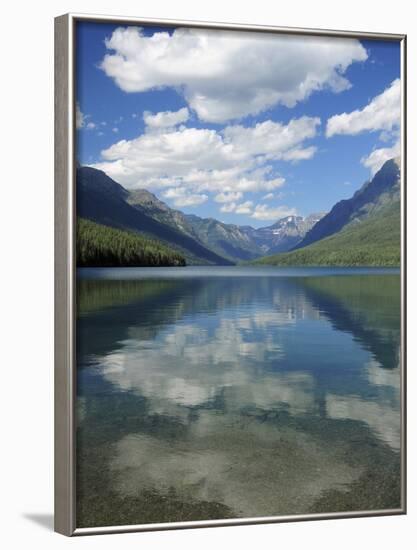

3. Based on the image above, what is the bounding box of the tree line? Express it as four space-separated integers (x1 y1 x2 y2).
77 218 186 267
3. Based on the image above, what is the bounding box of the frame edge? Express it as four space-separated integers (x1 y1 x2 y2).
400 33 407 516
66 11 406 41
54 13 76 537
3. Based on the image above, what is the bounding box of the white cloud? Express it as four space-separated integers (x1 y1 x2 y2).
326 79 401 175
251 204 297 221
112 127 119 133
326 79 400 138
91 116 318 206
144 107 189 129
76 103 85 129
214 191 243 203
234 201 253 215
163 187 208 208
262 193 274 200
361 140 400 175
173 194 208 207
162 188 184 199
76 105 98 131
220 202 237 213
219 199 295 219
101 26 367 123
223 117 320 162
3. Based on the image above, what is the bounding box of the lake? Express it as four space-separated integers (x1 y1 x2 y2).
76 266 402 527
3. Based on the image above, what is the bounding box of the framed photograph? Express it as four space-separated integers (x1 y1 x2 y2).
55 13 406 536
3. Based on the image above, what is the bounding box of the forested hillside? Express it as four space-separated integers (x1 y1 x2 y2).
77 166 232 266
252 201 400 267
77 218 186 267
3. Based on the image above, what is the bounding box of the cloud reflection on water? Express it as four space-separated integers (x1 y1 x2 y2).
77 271 401 520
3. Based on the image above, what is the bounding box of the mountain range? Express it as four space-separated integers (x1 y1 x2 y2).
77 166 325 265
76 157 401 267
127 187 326 262
242 213 326 254
254 158 401 266
77 167 231 265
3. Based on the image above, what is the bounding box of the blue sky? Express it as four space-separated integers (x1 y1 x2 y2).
76 21 400 228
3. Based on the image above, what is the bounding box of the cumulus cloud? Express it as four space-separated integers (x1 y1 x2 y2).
90 115 319 212
173 194 208 207
326 79 401 175
219 200 295 219
361 140 401 175
162 187 208 208
101 26 367 123
76 105 99 131
326 79 400 138
223 117 320 161
144 107 189 129
214 191 243 203
220 202 237 213
162 188 184 199
235 201 254 215
262 193 274 200
76 103 85 129
251 204 297 221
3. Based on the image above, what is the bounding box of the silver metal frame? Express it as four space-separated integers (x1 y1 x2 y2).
54 12 407 536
